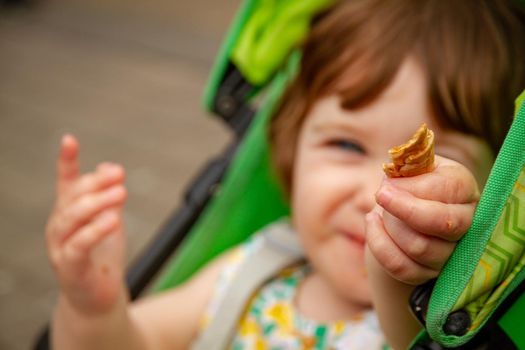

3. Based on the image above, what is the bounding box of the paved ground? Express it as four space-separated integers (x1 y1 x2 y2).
0 0 237 348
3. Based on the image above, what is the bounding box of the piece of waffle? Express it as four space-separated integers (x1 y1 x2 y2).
383 123 435 178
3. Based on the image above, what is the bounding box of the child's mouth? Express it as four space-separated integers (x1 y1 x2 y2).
340 230 366 248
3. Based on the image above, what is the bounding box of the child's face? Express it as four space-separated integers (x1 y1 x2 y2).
291 59 493 305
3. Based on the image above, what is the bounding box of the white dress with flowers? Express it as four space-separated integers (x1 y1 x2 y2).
199 225 386 350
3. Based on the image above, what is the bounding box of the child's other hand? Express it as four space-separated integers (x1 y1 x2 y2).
365 155 480 285
45 135 128 315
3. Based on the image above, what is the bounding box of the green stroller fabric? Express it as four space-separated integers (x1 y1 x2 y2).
155 0 328 291
203 0 333 111
152 52 300 291
423 90 525 348
230 0 333 85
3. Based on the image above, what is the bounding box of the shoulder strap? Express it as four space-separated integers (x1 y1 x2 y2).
191 220 303 350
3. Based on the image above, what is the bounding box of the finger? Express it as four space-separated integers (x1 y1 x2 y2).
382 211 456 270
62 210 121 265
376 183 475 241
365 209 438 285
383 155 480 204
59 163 125 206
46 217 64 272
57 134 80 193
52 185 127 244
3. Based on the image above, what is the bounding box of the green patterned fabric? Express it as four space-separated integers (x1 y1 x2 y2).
458 166 525 328
425 91 525 347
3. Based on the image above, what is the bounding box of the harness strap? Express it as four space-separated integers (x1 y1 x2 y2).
191 221 303 350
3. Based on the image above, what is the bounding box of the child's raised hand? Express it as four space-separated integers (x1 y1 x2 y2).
45 135 128 315
365 155 480 285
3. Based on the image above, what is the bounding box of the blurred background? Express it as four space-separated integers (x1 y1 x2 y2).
0 0 239 348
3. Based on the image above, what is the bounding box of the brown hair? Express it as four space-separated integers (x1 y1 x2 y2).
269 0 525 193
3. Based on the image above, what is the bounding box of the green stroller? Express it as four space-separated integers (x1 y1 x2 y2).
35 1 525 349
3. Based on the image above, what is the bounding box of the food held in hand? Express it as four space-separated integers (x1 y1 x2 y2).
383 123 435 178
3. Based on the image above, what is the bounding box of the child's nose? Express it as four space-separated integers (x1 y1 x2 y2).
355 188 376 215
354 172 384 214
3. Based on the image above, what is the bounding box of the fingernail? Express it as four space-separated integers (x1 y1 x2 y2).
110 164 123 174
106 186 125 199
99 211 117 229
61 134 75 145
376 185 393 206
97 162 111 169
99 163 123 177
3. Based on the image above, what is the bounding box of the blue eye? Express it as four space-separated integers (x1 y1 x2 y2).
329 139 365 154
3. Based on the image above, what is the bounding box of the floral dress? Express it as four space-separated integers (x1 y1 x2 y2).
199 229 386 350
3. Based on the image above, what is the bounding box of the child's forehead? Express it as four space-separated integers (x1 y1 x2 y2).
309 60 431 126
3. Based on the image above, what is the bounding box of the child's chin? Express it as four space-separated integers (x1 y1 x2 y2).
337 276 372 306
